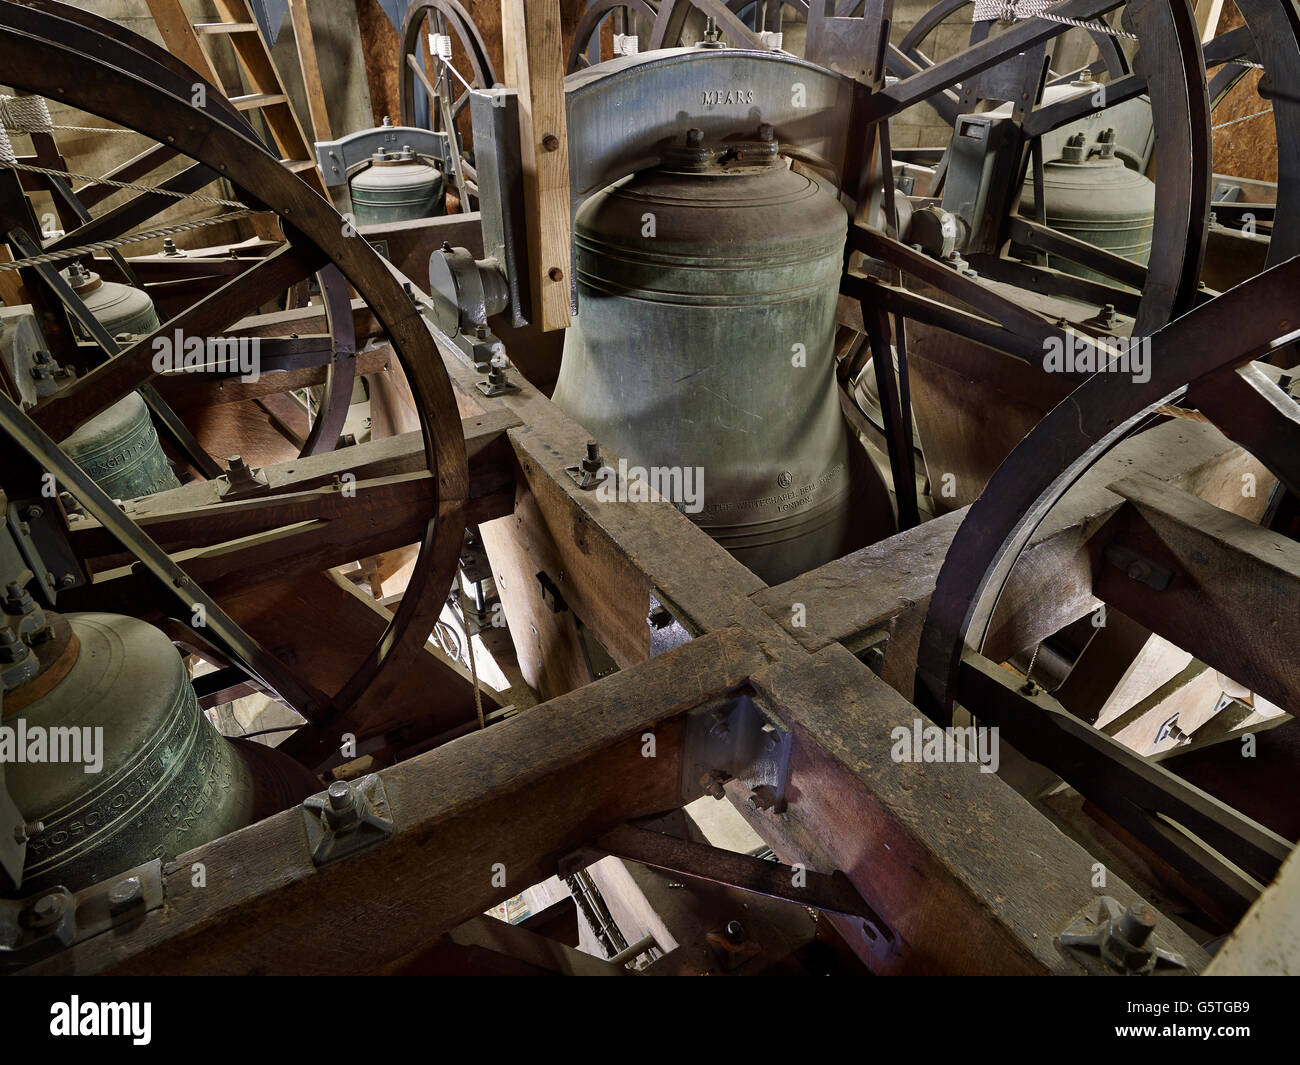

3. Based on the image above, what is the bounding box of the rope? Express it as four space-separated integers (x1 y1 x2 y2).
0 94 138 136
1212 106 1273 130
465 602 485 730
0 95 51 134
974 0 1138 38
1032 9 1138 41
0 159 246 208
0 209 257 273
976 4 1264 72
43 124 139 135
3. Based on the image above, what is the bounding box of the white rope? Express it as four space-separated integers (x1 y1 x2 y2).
0 210 257 273
974 1 1140 40
1213 106 1273 130
0 158 246 208
0 95 52 134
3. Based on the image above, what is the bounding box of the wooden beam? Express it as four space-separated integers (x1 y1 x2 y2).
752 418 1275 660
732 644 1211 974
287 0 332 141
501 0 573 331
1092 473 1300 714
22 627 766 975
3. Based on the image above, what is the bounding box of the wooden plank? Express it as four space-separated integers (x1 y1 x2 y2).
753 419 1275 660
1053 610 1191 728
734 644 1211 974
1092 473 1300 713
501 0 573 331
144 0 219 81
443 338 766 671
155 345 390 408
71 410 520 567
22 627 767 975
286 0 332 141
1207 843 1300 975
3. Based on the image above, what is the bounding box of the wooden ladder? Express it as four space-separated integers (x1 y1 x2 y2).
144 0 327 196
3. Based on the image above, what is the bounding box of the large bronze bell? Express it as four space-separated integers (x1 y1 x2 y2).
58 264 181 500
350 145 446 225
1018 129 1155 282
2 609 314 896
554 127 872 584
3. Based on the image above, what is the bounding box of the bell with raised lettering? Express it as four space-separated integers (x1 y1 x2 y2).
1 609 316 896
58 263 180 500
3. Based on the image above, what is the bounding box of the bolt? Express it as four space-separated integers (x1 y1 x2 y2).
1117 903 1157 948
581 440 602 475
59 573 75 589
13 819 43 844
1126 560 1150 582
1020 678 1040 696
162 238 182 256
29 365 52 381
328 781 355 813
748 785 778 811
26 891 66 928
757 122 775 142
0 628 30 664
542 133 560 152
24 506 41 521
685 128 704 149
33 349 52 364
725 919 745 942
228 455 247 473
700 770 729 800
322 780 362 833
107 876 143 914
4 581 34 615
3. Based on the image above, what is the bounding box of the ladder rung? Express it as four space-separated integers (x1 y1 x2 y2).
230 93 289 111
284 159 318 173
194 21 260 35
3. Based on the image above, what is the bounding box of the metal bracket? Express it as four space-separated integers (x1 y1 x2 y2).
647 590 693 658
564 442 608 490
1103 541 1175 590
536 570 568 614
302 775 394 866
681 694 793 811
314 125 451 189
217 455 272 501
1 860 162 970
5 495 82 604
1058 896 1189 975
